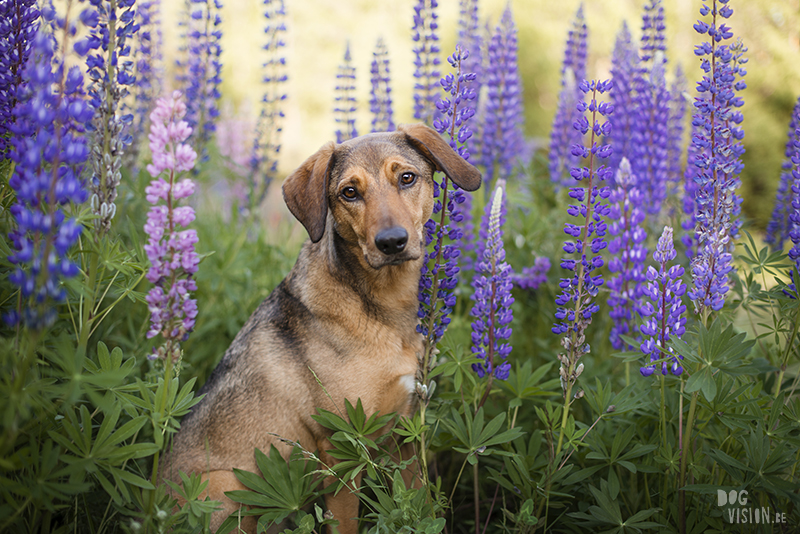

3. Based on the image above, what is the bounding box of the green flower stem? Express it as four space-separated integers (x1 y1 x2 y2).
679 390 699 534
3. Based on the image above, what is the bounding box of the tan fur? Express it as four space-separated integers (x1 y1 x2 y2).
161 124 480 533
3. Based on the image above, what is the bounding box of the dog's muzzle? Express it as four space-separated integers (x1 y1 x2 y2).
375 227 408 256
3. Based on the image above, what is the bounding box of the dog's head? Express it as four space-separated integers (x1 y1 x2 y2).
282 123 481 270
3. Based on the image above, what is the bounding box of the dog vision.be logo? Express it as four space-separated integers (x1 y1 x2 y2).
717 490 789 526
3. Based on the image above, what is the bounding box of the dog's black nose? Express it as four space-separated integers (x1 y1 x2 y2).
375 227 408 255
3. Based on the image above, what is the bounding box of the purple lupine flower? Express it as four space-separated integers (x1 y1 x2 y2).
457 0 482 105
548 5 587 188
417 47 476 345
785 108 800 276
127 0 162 167
766 96 800 251
631 55 670 216
0 0 39 156
144 91 199 361
639 0 667 67
471 183 514 381
182 0 223 158
666 66 688 193
639 226 687 377
608 22 638 183
79 0 139 234
687 0 746 315
681 116 702 259
369 38 394 133
5 28 92 329
553 79 613 395
248 0 287 210
607 158 648 351
511 256 550 291
334 43 358 143
479 4 524 189
411 0 441 125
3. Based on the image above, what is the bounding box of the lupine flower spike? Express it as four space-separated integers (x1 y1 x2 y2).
479 3 524 191
766 96 800 251
639 226 687 377
784 106 800 292
607 158 648 351
418 47 476 350
412 0 441 125
548 5 587 188
369 38 394 133
687 0 746 315
6 23 93 329
182 0 223 159
80 0 139 234
127 0 162 167
608 22 638 181
144 91 199 361
511 256 550 291
0 0 39 157
248 0 287 210
553 79 613 397
471 182 514 383
334 43 358 143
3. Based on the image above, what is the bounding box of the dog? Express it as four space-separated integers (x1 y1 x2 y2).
161 123 481 533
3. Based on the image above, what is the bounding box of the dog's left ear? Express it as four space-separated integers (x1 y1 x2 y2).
282 142 336 243
398 123 481 192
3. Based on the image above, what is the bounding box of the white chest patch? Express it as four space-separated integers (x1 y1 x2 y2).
399 374 416 396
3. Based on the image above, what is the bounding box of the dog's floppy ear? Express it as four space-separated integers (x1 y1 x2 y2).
398 123 481 192
282 142 336 243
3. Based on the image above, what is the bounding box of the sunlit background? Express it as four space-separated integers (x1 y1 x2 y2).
161 0 800 228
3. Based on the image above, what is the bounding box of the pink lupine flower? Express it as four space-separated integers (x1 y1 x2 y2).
143 91 199 361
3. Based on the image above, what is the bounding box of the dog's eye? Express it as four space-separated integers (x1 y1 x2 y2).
400 172 417 187
341 186 359 201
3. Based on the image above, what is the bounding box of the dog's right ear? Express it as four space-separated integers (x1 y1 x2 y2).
282 142 336 243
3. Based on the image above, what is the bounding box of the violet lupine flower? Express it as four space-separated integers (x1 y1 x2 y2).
639 226 687 377
457 0 482 104
631 56 670 216
144 91 199 360
5 29 92 329
666 66 688 192
681 117 702 259
608 22 638 184
417 47 476 345
0 0 39 156
607 158 648 351
369 38 394 133
78 0 138 234
411 0 441 125
248 0 287 209
471 183 514 381
183 0 223 159
548 5 587 188
639 0 667 67
334 43 358 143
765 96 800 251
687 0 746 315
553 79 613 396
127 0 162 167
511 256 551 291
785 109 800 276
479 4 524 190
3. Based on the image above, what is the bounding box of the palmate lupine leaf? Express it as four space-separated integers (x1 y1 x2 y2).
224 446 324 530
442 407 523 465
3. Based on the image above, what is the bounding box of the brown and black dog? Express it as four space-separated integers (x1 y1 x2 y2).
161 123 481 533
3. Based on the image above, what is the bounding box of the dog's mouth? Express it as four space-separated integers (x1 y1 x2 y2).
365 250 421 269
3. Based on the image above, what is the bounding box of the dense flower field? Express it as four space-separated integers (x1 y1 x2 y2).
1 0 799 532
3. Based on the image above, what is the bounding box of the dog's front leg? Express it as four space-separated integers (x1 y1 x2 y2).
319 443 362 534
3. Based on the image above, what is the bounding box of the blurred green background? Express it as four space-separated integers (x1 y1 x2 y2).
162 0 800 228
